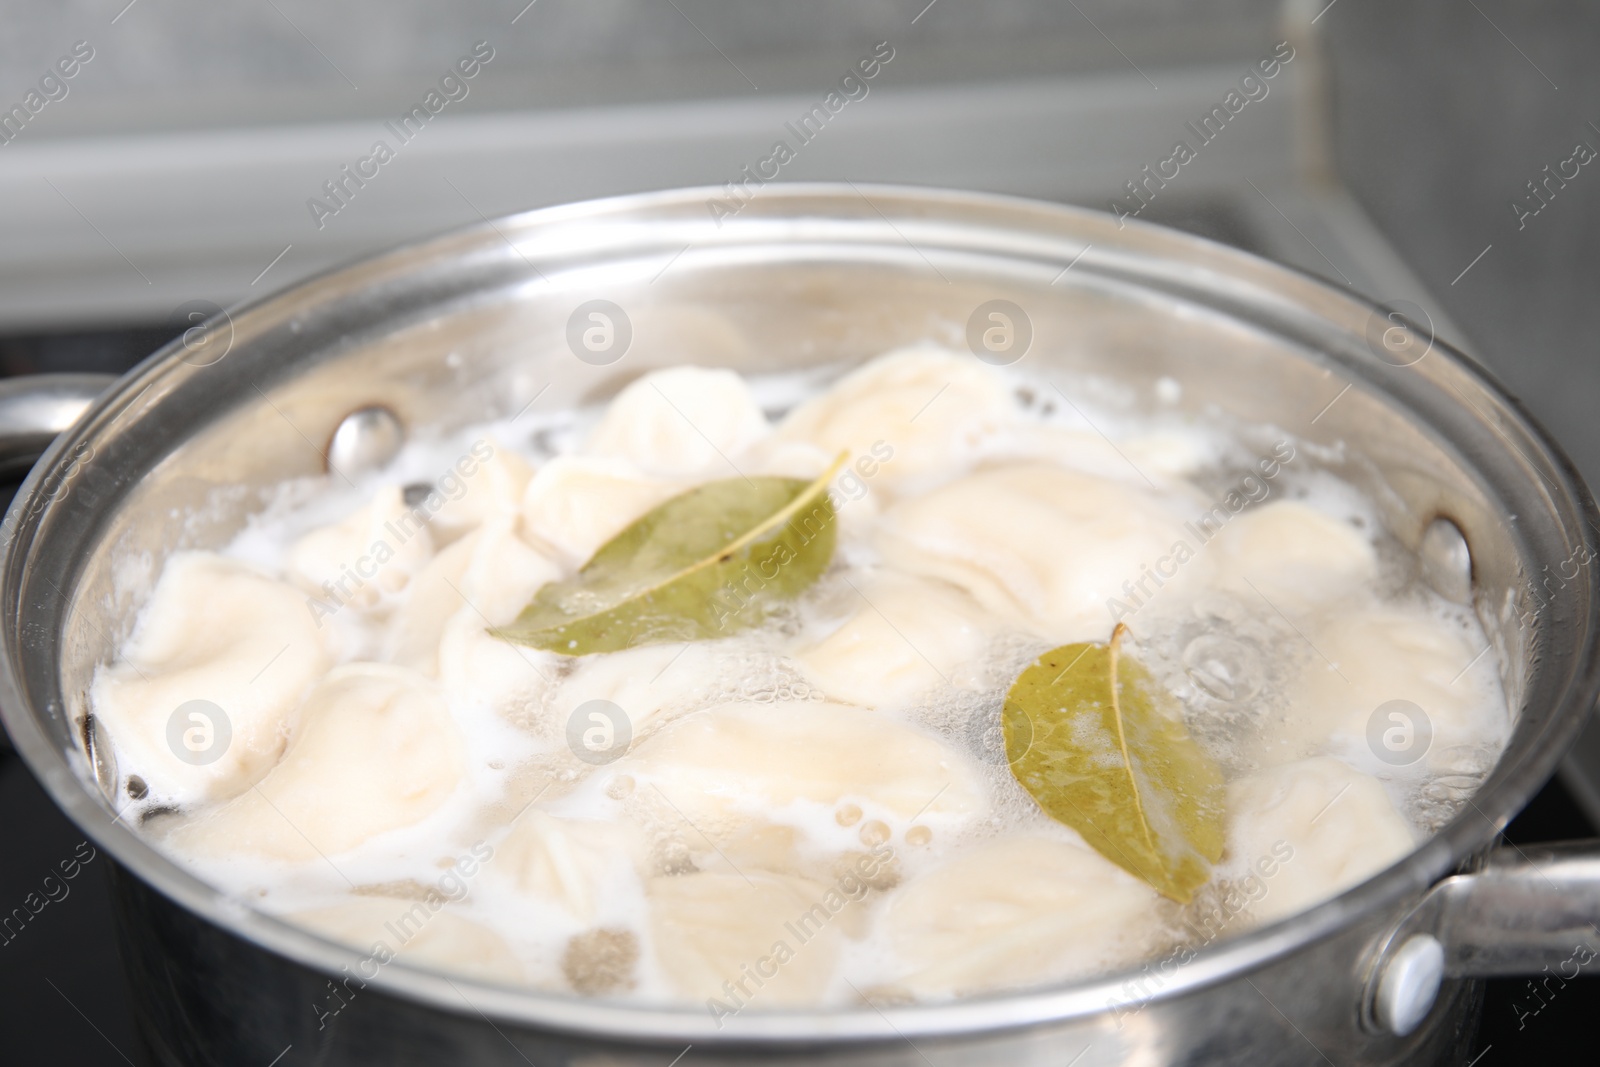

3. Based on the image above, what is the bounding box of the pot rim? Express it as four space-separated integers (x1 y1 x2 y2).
3 181 1598 1045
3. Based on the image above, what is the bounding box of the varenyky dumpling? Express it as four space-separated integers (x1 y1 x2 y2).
618 701 983 837
381 528 480 675
585 366 770 479
881 835 1163 997
1269 602 1502 772
877 462 1202 641
650 870 849 1007
987 423 1210 486
293 896 524 985
491 810 647 922
519 455 683 567
1209 500 1377 616
287 486 434 616
170 664 465 861
1225 757 1416 925
383 516 561 713
426 437 535 544
91 552 333 805
795 570 993 709
546 640 730 742
446 515 562 629
773 346 1008 493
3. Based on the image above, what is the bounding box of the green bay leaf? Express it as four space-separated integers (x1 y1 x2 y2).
493 457 843 655
1002 623 1224 902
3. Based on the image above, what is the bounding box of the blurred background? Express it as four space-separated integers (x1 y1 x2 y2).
0 0 1596 1063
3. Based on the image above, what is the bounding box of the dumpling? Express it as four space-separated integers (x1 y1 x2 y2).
287 487 434 616
1209 501 1377 616
450 516 562 628
618 701 983 835
386 516 560 680
520 456 683 567
772 347 1008 493
492 811 647 921
877 462 1199 641
90 552 333 805
1226 757 1416 925
382 530 480 674
650 870 848 1007
1122 429 1215 480
585 366 769 479
795 571 993 708
293 896 523 985
170 664 465 861
1268 602 1502 770
750 439 831 481
426 437 536 544
437 615 560 729
545 640 730 742
882 835 1162 997
431 519 564 722
986 424 1204 486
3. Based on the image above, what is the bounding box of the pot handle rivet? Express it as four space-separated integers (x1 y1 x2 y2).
1419 517 1472 604
327 406 404 475
1373 933 1446 1036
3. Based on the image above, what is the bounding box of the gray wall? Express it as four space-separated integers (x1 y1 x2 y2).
1321 0 1600 488
2 0 1283 129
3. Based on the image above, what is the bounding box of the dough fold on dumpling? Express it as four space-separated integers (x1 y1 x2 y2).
650 870 847 1005
882 835 1162 997
1209 500 1377 616
437 614 559 729
292 896 524 985
1226 756 1416 925
772 347 1008 493
382 530 479 674
877 462 1198 641
431 517 563 723
520 456 684 567
287 487 434 615
387 516 560 682
170 663 466 861
492 811 648 921
585 366 769 479
987 424 1206 486
453 516 563 627
795 572 992 709
427 437 535 544
619 701 982 837
546 640 730 742
91 552 333 805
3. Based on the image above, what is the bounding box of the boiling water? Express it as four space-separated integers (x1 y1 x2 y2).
89 348 1511 1008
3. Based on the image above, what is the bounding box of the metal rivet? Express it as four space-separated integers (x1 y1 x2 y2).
82 714 119 804
327 406 404 476
1374 934 1446 1036
1419 517 1472 604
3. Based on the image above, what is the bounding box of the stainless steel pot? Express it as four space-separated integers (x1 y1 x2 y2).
2 185 1598 1067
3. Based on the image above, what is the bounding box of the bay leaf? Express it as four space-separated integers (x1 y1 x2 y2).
1002 623 1224 902
493 458 843 655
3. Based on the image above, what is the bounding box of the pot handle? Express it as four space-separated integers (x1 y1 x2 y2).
0 373 118 479
1363 839 1600 1035
0 373 116 753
